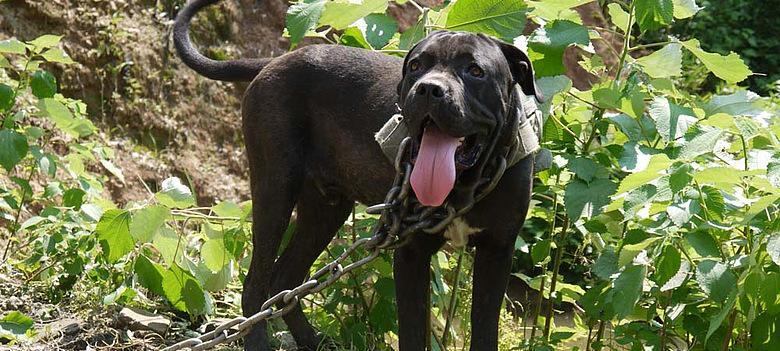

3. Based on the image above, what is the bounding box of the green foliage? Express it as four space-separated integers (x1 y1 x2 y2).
670 0 780 94
3 0 780 350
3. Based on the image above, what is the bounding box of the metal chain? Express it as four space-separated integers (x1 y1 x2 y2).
163 135 509 351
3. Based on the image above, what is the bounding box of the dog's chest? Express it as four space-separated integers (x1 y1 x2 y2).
442 218 481 247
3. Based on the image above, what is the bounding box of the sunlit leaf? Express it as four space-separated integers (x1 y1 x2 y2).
635 0 674 32
285 0 326 48
612 265 646 318
680 39 752 83
0 130 28 172
97 209 134 263
446 0 528 41
636 43 682 78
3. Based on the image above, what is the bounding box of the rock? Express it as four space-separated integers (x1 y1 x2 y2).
118 307 171 336
37 318 82 341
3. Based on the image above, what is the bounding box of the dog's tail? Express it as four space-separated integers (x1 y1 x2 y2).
173 0 271 81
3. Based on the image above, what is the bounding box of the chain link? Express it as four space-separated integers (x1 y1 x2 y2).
163 134 509 351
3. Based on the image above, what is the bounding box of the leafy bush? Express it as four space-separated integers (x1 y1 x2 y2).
2 0 779 350
670 0 780 94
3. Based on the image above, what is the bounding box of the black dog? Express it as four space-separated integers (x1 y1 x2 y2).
174 1 541 350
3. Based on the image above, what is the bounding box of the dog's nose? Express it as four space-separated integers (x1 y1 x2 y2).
415 81 445 99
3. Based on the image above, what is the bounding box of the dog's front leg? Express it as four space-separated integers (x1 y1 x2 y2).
469 236 517 351
394 234 445 351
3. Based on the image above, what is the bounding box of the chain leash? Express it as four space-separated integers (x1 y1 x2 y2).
163 135 508 351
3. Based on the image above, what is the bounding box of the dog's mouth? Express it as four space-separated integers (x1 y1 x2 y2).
409 116 485 207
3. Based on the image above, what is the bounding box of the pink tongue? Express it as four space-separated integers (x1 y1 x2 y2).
411 125 459 207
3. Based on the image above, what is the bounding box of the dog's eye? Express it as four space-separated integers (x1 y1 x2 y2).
409 60 420 72
467 64 484 78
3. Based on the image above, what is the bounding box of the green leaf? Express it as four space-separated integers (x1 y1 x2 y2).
445 0 529 41
623 184 657 217
212 201 243 218
767 234 780 267
609 115 655 143
0 55 10 69
667 199 698 226
0 311 34 336
607 3 630 33
636 43 682 78
62 188 86 209
531 239 552 264
769 160 780 189
743 194 780 224
528 20 589 76
685 231 720 257
564 178 617 219
152 226 182 267
612 265 646 318
619 237 660 267
680 39 752 84
339 27 372 49
593 246 618 280
97 209 134 263
680 129 723 160
28 35 62 52
648 97 696 142
30 70 57 98
155 177 196 209
751 312 780 351
202 237 229 272
653 245 681 288
0 84 14 111
760 273 780 312
37 98 95 137
673 0 701 19
696 260 736 304
616 154 672 194
40 47 75 64
704 91 763 117
0 130 29 172
706 289 736 343
100 159 125 183
0 39 26 54
285 0 327 48
634 0 674 32
536 75 572 114
319 0 388 30
129 205 169 243
361 14 398 49
163 264 209 315
568 157 605 182
399 17 425 50
528 0 591 23
134 255 166 296
661 260 689 292
734 116 760 140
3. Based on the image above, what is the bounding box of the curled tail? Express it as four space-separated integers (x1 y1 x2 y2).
173 0 271 81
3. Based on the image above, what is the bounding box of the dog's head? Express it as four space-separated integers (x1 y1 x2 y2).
397 30 541 207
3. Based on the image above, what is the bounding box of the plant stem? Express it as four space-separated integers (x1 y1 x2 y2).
721 309 737 351
441 249 465 348
582 109 604 153
613 2 635 82
629 41 673 52
2 162 37 261
543 216 570 340
529 274 546 350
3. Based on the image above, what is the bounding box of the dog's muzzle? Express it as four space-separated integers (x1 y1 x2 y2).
375 91 550 176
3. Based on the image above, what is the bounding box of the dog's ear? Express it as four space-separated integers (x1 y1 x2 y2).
497 41 544 103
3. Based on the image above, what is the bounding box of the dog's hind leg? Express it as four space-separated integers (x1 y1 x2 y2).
269 181 352 350
242 144 305 351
